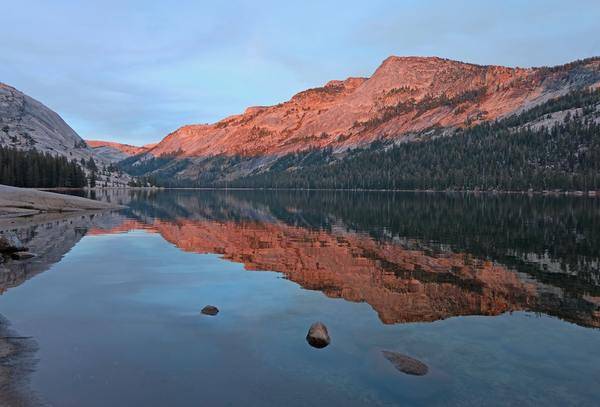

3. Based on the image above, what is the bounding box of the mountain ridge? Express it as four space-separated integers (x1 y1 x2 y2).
138 55 600 160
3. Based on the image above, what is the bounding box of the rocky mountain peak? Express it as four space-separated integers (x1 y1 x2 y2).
143 55 600 160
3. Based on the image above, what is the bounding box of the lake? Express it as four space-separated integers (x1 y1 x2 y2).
1 190 599 406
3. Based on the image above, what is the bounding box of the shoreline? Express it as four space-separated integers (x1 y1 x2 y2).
45 186 600 198
0 184 124 225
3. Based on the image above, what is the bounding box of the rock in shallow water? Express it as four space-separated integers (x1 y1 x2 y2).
201 305 219 316
382 350 428 376
0 232 27 253
306 322 330 348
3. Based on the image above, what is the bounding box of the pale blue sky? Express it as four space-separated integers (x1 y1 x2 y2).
1 0 599 145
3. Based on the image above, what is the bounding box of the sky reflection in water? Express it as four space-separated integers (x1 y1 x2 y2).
1 190 599 406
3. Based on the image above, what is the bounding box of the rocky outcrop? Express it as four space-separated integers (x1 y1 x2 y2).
0 184 122 221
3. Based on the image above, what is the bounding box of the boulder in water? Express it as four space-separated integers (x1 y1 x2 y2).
306 322 330 348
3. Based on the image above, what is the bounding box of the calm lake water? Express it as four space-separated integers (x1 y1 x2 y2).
1 190 599 406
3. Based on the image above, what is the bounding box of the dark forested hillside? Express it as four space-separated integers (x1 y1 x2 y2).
225 88 600 191
0 146 87 188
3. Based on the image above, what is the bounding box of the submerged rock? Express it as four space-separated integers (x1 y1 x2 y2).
10 252 36 260
382 350 428 376
0 232 27 253
306 322 330 348
201 305 219 316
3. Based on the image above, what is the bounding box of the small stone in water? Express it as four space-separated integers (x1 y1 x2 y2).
201 305 219 316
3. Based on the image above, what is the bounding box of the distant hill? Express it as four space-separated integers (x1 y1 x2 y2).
86 140 155 162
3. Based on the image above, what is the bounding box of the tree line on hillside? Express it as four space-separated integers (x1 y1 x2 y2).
0 146 87 188
225 88 600 192
115 87 600 191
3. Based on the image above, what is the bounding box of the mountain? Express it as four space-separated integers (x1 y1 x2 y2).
86 140 155 162
122 56 600 188
0 82 94 160
149 57 600 157
0 82 131 187
232 87 600 191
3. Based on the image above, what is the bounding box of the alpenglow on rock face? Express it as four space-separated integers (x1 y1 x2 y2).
144 56 600 159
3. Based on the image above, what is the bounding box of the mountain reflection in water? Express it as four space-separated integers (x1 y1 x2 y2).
3 190 599 329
